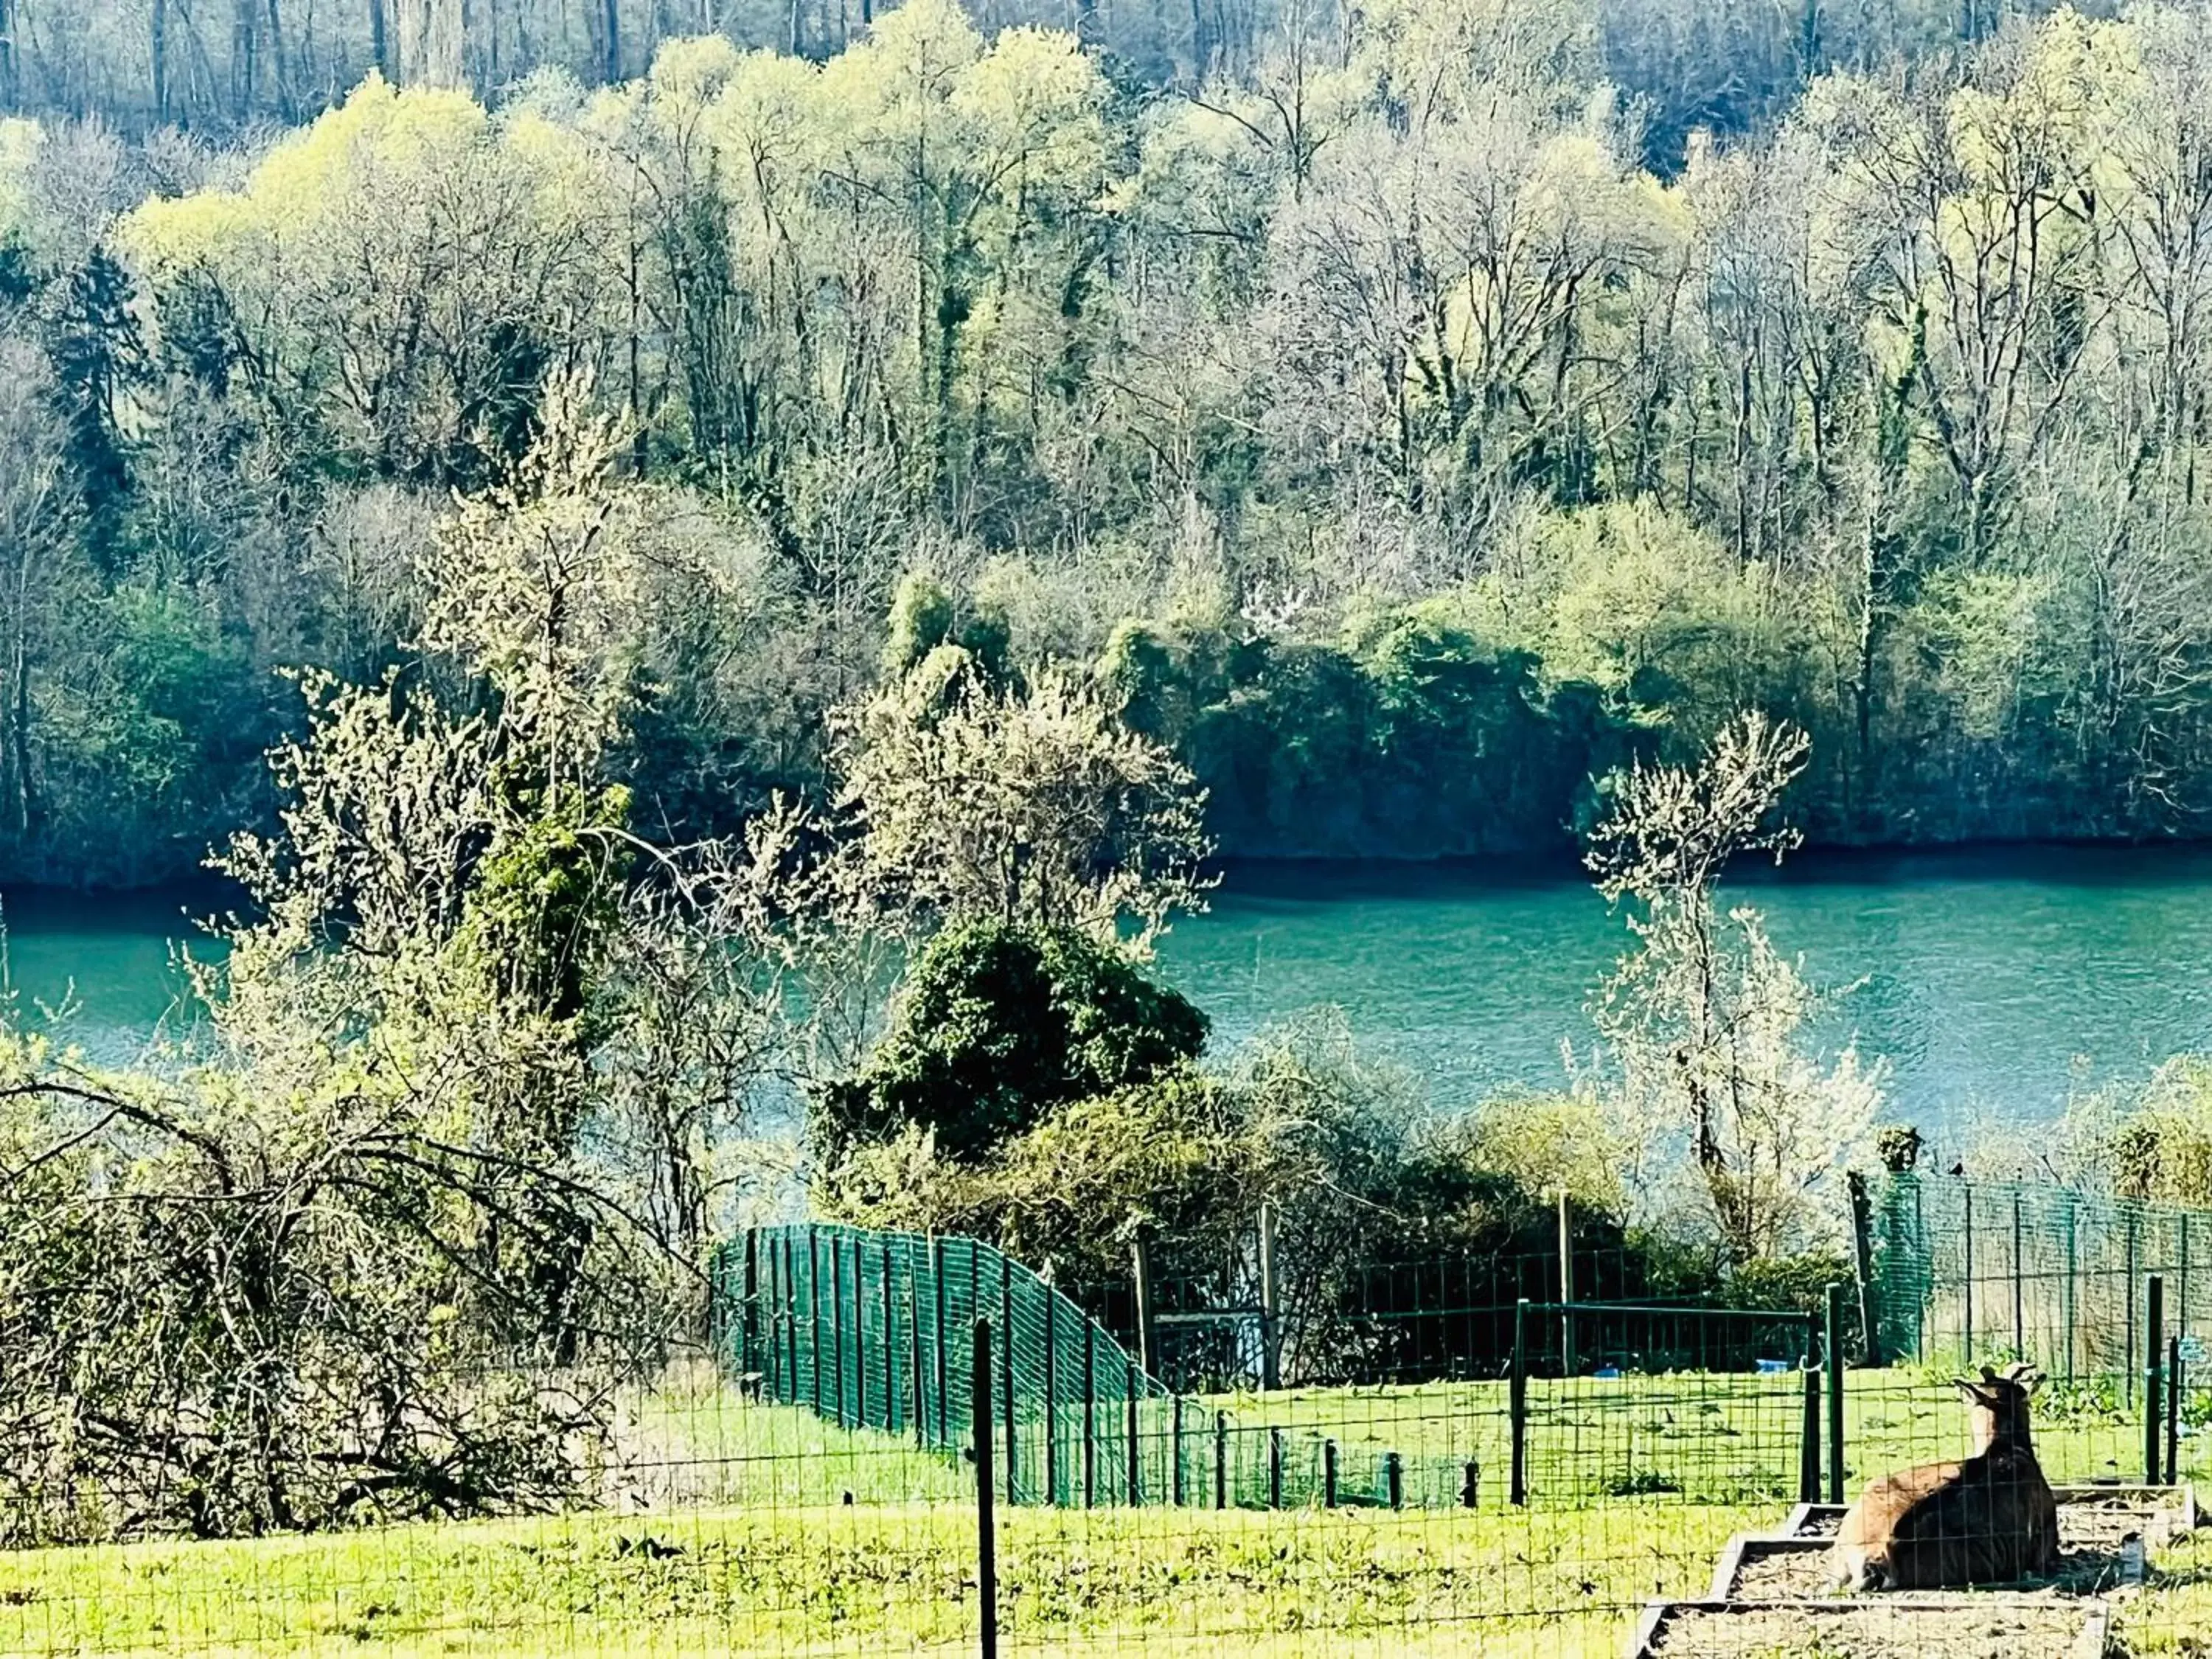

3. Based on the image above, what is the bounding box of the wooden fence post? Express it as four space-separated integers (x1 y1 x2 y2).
1847 1173 1878 1366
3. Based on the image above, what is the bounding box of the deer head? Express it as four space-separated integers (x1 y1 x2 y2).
1956 1362 2042 1454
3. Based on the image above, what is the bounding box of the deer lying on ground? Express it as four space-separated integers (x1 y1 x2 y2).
1829 1362 2061 1590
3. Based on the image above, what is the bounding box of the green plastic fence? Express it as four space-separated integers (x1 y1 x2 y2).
714 1224 1358 1509
1866 1173 2212 1395
711 1224 1831 1513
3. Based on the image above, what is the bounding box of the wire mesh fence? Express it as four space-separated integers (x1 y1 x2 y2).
10 1197 2212 1655
1866 1172 2212 1394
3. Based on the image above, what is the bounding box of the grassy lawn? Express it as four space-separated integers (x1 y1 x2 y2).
0 1366 2197 1657
0 1498 1762 1658
1214 1362 2189 1507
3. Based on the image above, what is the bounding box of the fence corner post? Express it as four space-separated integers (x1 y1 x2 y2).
737 1227 759 1374
1125 1359 1141 1506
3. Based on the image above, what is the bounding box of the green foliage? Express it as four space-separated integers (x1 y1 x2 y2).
881 573 956 680
0 10 2210 886
1718 1251 1855 1318
459 779 634 1031
44 248 142 566
817 922 1207 1167
2065 1055 2212 1208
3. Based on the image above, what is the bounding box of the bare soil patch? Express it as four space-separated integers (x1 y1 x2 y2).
1649 1598 2099 1658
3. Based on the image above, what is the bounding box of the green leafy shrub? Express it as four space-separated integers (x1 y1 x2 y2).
814 922 1208 1167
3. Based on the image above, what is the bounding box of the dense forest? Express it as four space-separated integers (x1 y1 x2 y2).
0 0 2203 885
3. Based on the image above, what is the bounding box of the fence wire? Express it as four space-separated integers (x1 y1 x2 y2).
1867 1173 2212 1397
8 1198 2212 1656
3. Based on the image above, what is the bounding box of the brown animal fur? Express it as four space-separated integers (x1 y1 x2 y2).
1828 1363 2060 1590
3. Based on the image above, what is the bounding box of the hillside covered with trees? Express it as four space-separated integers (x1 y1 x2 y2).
0 0 2206 883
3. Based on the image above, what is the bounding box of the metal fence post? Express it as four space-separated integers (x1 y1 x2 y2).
1963 1186 1975 1364
1043 1295 1059 1506
1509 1298 1529 1507
1557 1189 1575 1374
2146 1274 2165 1486
1214 1412 1228 1510
973 1317 998 1659
1125 1360 1141 1506
1267 1426 1283 1509
1385 1450 1403 1511
809 1225 824 1417
1826 1281 1846 1506
2065 1201 2078 1384
2129 1212 2141 1411
910 1251 926 1447
933 1236 950 1448
2168 1335 2185 1486
1800 1313 1820 1505
841 1238 857 1428
2183 1214 2194 1347
1082 1329 1096 1509
882 1240 896 1434
1258 1201 1281 1391
1324 1438 1339 1509
1170 1399 1186 1506
999 1257 1015 1506
1461 1461 1479 1509
2011 1193 2024 1360
785 1234 799 1407
832 1234 849 1426
740 1228 758 1375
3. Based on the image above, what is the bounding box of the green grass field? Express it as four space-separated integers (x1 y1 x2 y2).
1224 1361 2190 1506
1 1368 2202 1658
0 1496 1761 1658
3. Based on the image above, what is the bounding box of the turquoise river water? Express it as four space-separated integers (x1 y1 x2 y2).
14 845 2212 1130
